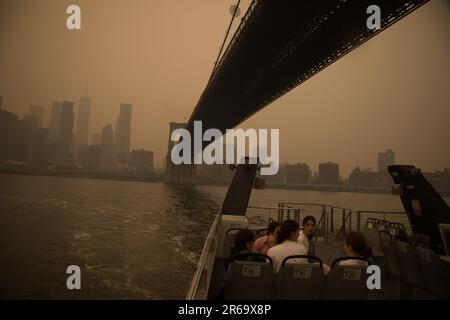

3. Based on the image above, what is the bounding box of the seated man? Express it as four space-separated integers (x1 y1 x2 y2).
267 219 308 273
253 220 280 255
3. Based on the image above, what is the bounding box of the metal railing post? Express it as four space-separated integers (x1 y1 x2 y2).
294 208 300 223
349 211 352 231
342 209 346 235
330 206 334 233
322 206 326 241
357 211 361 231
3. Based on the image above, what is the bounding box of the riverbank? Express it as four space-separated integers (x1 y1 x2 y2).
2 169 449 197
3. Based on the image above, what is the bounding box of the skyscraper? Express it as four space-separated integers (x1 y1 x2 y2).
91 133 101 146
58 101 74 152
80 145 101 170
33 128 50 165
15 115 38 163
29 104 44 128
286 163 311 184
378 149 395 172
48 101 62 145
75 96 91 152
318 162 340 185
115 103 132 164
101 124 115 170
0 110 18 160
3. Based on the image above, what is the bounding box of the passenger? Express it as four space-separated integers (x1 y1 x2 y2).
267 219 307 273
224 229 262 270
340 231 372 266
253 220 280 255
297 215 317 258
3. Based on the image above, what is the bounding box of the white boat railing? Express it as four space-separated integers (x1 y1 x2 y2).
186 211 221 300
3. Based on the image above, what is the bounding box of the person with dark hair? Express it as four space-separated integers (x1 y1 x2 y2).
224 229 258 271
267 219 307 273
253 220 280 255
297 215 317 259
341 231 372 266
216 229 259 300
230 229 255 256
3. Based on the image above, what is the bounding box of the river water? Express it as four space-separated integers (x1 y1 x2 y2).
0 174 448 299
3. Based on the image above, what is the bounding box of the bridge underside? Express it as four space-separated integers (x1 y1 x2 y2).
186 0 428 136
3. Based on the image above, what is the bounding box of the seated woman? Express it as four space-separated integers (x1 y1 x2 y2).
267 219 308 273
253 220 280 255
339 231 372 266
224 229 265 270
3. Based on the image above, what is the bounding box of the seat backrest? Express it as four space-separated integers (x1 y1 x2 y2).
363 218 377 232
416 247 450 299
223 228 244 257
395 240 427 289
275 255 324 300
322 257 370 300
224 259 274 300
379 230 404 277
388 222 408 238
361 218 383 257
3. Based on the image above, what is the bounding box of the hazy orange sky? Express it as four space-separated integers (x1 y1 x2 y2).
0 0 449 176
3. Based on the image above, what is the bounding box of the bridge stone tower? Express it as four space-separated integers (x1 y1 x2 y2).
164 122 196 184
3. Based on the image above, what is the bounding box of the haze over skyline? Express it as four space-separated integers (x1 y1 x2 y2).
1 0 449 176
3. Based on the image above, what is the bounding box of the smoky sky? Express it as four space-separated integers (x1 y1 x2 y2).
0 0 449 176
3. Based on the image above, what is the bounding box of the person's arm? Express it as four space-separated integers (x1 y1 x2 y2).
252 236 263 253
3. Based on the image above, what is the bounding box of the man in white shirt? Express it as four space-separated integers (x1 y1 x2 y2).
267 219 308 273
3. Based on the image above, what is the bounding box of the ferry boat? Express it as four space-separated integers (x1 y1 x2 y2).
184 0 449 300
186 162 450 299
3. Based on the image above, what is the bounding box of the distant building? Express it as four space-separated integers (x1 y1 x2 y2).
378 149 395 172
424 169 450 195
100 124 115 170
264 163 286 184
0 110 18 160
75 96 91 152
286 163 311 184
115 103 132 164
33 128 50 165
58 101 74 152
80 145 101 170
15 116 38 163
29 105 44 128
348 167 379 187
318 162 339 185
311 171 319 184
129 149 154 173
91 133 101 146
48 101 62 145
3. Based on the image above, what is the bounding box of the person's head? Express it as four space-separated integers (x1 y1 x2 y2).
344 231 372 258
234 229 255 254
302 215 316 237
267 221 281 240
276 219 300 244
